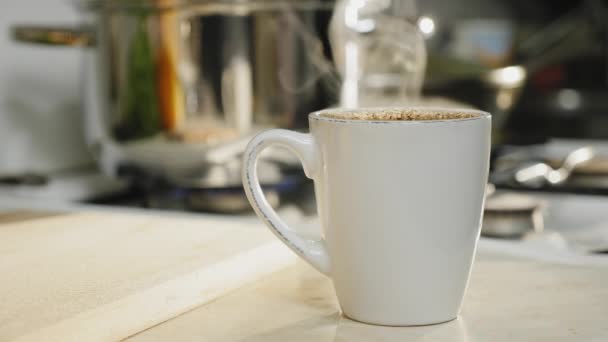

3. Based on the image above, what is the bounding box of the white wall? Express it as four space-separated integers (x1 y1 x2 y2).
0 0 93 174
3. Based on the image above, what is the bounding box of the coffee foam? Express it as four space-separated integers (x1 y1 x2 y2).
320 108 479 121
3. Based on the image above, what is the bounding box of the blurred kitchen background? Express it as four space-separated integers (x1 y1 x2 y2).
2 0 608 243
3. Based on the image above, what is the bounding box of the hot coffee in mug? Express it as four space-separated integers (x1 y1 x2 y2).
243 107 491 326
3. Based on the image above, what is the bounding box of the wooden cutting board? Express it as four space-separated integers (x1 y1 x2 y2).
0 211 297 342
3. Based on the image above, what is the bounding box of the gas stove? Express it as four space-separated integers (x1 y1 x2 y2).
85 171 315 215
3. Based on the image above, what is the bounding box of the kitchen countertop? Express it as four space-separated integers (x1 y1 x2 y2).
0 210 298 341
128 256 608 342
2 193 608 341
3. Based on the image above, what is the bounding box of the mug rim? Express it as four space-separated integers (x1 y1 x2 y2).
309 106 491 124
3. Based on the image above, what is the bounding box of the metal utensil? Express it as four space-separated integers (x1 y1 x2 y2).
514 146 595 187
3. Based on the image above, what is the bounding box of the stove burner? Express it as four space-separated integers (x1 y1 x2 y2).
87 171 312 214
482 193 544 238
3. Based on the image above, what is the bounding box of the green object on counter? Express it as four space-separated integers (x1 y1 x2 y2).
120 14 161 140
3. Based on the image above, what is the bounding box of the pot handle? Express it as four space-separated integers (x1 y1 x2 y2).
12 25 95 46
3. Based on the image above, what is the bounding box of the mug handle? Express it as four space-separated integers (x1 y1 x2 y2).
242 129 331 276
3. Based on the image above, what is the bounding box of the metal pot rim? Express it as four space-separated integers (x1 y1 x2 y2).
76 0 334 12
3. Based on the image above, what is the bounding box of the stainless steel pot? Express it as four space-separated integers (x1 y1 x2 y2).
14 0 337 186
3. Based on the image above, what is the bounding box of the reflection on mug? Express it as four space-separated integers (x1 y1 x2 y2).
333 315 470 342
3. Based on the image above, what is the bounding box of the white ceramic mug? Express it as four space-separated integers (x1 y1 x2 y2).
242 107 491 326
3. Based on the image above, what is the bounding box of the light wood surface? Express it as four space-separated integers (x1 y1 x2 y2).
0 210 59 224
129 256 608 341
0 211 296 341
4 210 608 341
